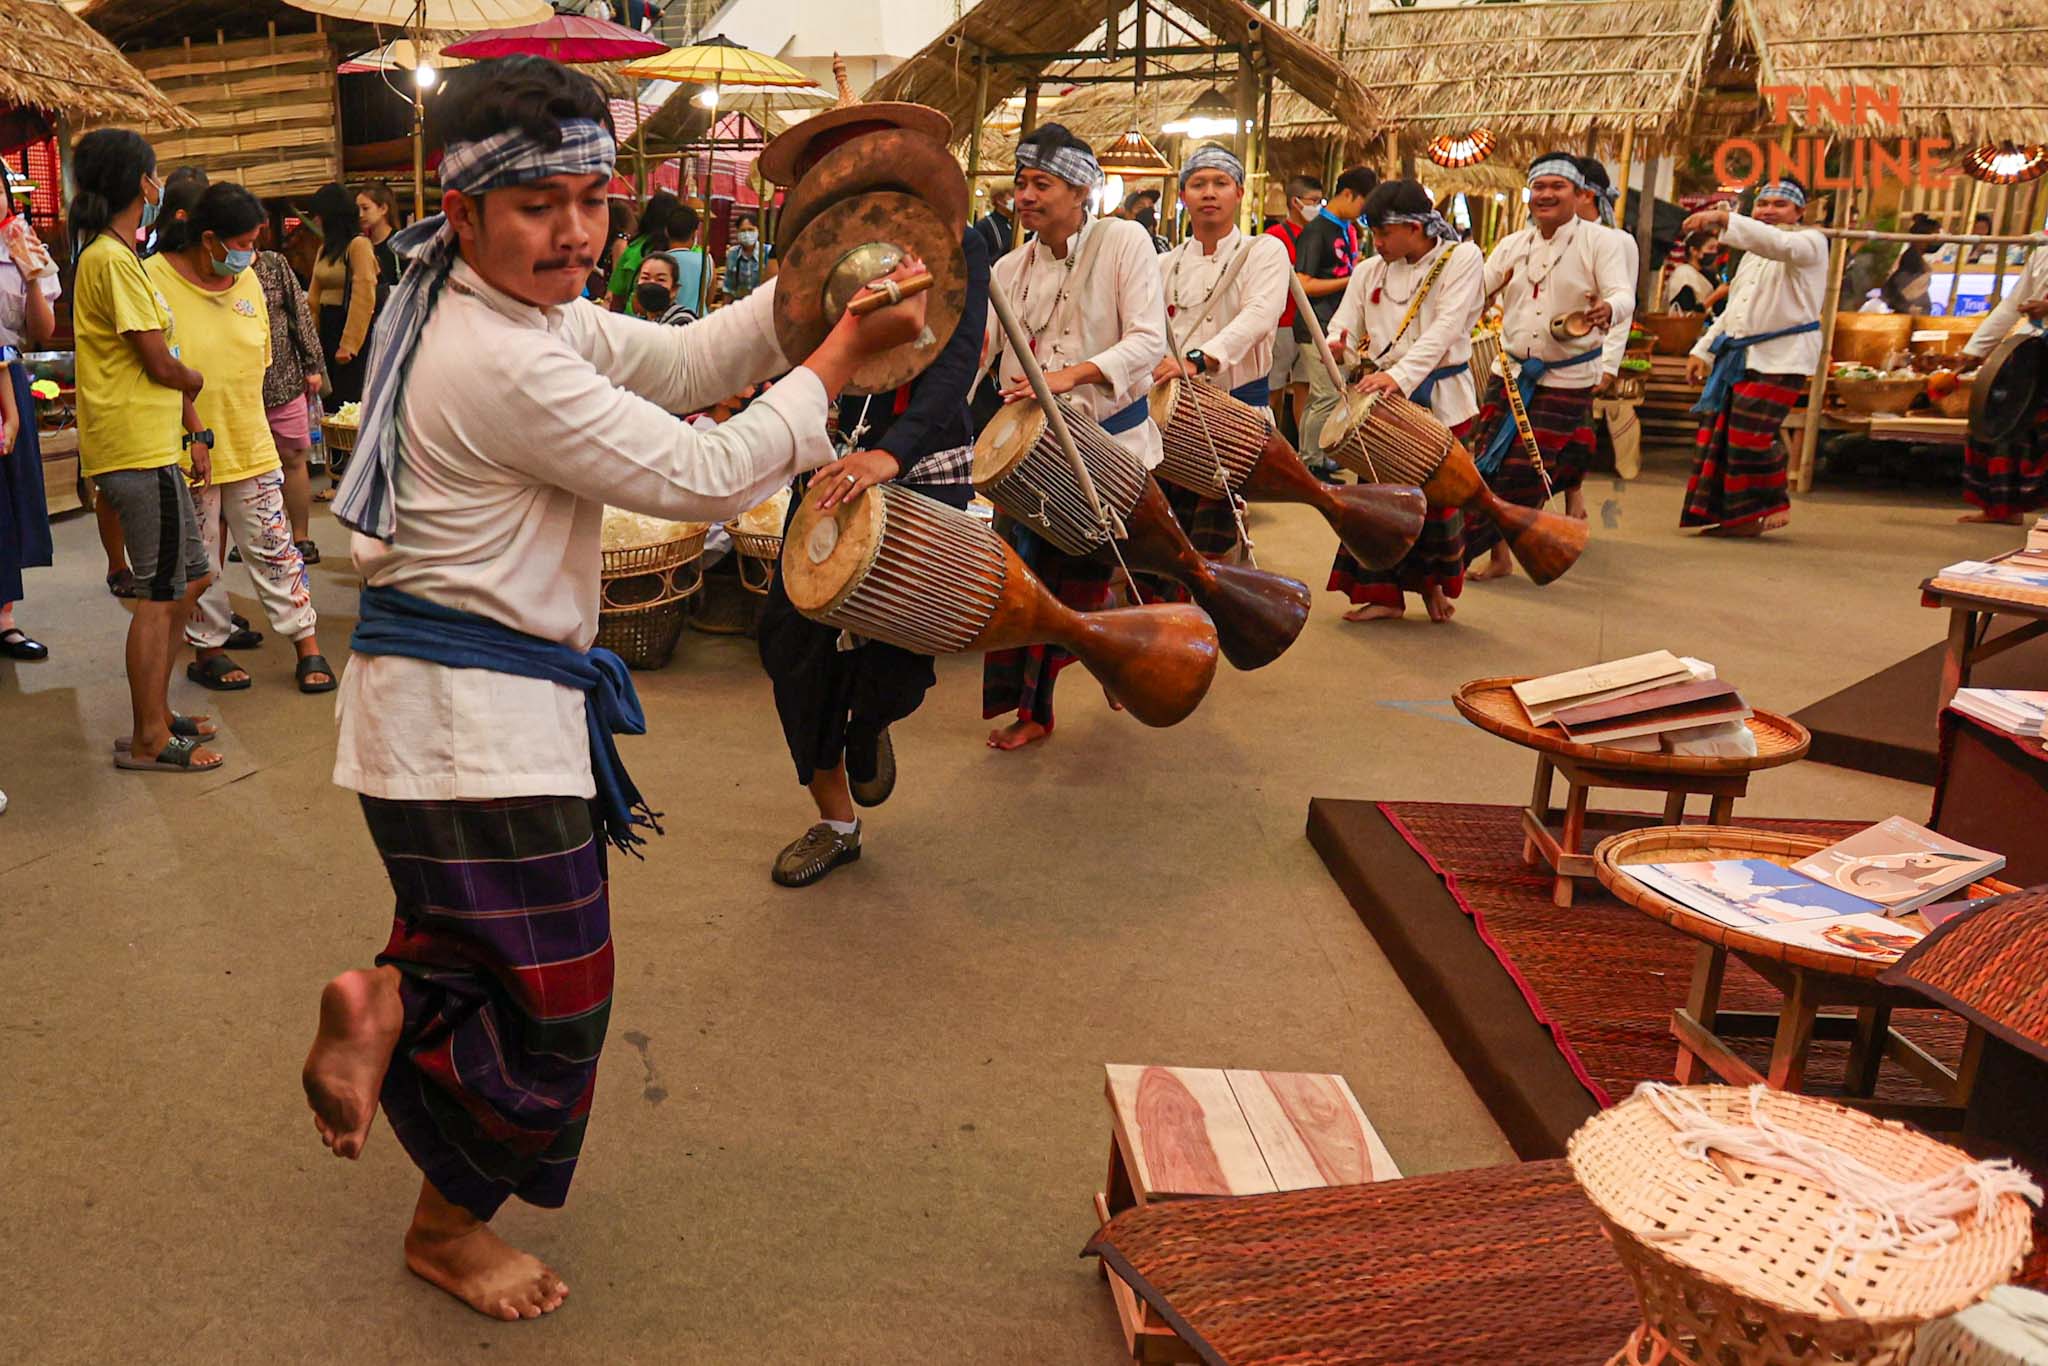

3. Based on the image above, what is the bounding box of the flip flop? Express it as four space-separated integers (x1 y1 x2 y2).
295 539 322 565
296 653 338 694
187 654 252 691
312 487 336 504
113 733 223 773
106 568 143 599
223 626 264 650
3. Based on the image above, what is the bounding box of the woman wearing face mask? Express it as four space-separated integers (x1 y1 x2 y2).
721 216 768 302
145 182 333 695
632 252 698 325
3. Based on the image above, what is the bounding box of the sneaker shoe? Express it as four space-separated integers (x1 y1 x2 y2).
849 727 896 809
772 822 861 887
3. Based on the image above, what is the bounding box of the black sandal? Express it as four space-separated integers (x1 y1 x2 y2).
187 654 252 691
0 628 47 661
295 539 322 566
224 617 264 649
296 653 338 694
106 568 142 599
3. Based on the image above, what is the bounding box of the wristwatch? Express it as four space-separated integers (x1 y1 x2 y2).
183 428 214 449
1185 349 1212 374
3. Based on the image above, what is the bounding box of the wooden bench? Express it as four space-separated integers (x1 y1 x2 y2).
1096 1065 1402 1362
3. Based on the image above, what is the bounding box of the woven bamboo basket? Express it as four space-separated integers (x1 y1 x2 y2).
1593 825 2017 981
1910 1286 2048 1365
1568 1085 2034 1366
595 525 708 669
725 523 784 596
1831 313 1915 368
1833 376 1925 415
319 417 356 475
1640 312 1706 357
1453 677 1811 777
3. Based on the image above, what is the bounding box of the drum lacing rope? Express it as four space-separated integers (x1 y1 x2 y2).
1181 383 1257 562
1637 1082 2042 1284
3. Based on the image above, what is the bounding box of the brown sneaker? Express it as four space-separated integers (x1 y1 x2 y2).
849 727 896 809
772 823 861 887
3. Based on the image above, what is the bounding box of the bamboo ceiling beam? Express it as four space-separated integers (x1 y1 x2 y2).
1340 28 1709 53
1763 26 2048 44
981 43 1233 64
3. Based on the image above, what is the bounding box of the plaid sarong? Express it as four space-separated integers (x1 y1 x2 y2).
1464 378 1593 562
1162 479 1243 559
1331 418 1469 606
982 521 1116 728
364 794 612 1221
1963 398 2048 521
1682 370 1800 530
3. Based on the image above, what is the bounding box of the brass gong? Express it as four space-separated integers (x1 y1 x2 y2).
775 128 970 253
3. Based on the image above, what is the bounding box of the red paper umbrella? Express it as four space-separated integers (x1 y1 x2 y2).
442 14 667 64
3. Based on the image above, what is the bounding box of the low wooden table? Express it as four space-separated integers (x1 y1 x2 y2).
1453 677 1811 908
1919 573 2048 717
1097 1065 1400 1362
1594 825 2010 1125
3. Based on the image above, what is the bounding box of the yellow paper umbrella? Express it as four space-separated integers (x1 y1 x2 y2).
620 35 816 89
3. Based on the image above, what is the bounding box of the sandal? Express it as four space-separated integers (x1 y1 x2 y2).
113 733 223 773
295 539 322 565
106 568 142 599
296 653 338 694
312 487 336 504
0 627 48 661
113 712 217 751
224 622 264 650
187 654 252 691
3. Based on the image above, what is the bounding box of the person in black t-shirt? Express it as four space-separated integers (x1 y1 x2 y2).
1294 165 1377 460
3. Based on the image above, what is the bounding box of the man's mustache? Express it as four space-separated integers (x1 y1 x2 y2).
534 255 597 272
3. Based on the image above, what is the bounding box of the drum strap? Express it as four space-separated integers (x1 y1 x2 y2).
1373 247 1456 364
1165 237 1256 361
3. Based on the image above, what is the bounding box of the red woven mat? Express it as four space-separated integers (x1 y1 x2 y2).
1377 801 1965 1108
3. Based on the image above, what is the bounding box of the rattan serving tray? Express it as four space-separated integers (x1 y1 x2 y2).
724 524 784 561
1595 825 2017 981
1454 676 1811 775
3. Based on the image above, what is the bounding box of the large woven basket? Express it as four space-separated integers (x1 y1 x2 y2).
1640 312 1706 357
1453 677 1811 776
1831 313 1915 368
1569 1085 2034 1366
1834 376 1924 416
1594 825 2017 981
595 526 708 669
724 522 784 596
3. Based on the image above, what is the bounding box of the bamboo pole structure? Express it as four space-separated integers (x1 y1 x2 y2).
1946 178 1985 311
1792 188 1851 496
1634 147 1658 312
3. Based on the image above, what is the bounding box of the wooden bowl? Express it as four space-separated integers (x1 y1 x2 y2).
1832 376 1923 415
1638 312 1705 356
1829 312 1914 367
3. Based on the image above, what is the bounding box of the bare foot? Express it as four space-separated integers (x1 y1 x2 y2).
302 966 402 1159
1958 511 2024 525
404 1180 568 1322
1470 550 1514 581
1423 586 1456 623
986 720 1051 751
1343 603 1404 623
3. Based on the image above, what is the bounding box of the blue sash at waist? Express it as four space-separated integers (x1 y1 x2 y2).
1690 319 1822 416
1230 376 1271 408
1477 345 1602 475
1100 396 1150 435
1409 361 1468 409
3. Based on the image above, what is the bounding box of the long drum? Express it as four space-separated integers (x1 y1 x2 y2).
974 398 1313 671
781 478 1218 727
1318 388 1588 586
1148 376 1427 570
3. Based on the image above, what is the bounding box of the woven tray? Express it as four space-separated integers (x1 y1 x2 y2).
1569 1085 2034 1364
1594 825 2018 981
1454 677 1811 776
724 523 783 596
319 418 357 453
601 525 708 581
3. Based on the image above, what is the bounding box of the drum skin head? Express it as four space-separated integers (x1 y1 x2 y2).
972 398 1048 487
757 102 954 187
776 128 970 252
1971 332 2045 446
1147 376 1181 432
781 474 885 618
1319 389 1372 451
772 190 967 396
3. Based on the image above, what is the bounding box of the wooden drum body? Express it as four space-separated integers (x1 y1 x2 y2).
1149 376 1426 570
781 478 1218 726
1319 389 1587 586
974 398 1313 671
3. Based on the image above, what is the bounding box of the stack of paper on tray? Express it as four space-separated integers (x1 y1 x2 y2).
1950 687 2048 737
1513 652 1755 756
1931 555 2048 608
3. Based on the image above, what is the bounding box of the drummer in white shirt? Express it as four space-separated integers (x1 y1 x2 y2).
1958 234 2048 524
1148 143 1293 555
981 123 1167 752
1324 178 1485 623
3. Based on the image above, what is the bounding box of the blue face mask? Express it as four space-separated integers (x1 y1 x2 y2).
139 177 163 231
211 244 255 277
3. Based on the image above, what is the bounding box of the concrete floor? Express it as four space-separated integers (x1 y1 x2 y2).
0 449 2019 1363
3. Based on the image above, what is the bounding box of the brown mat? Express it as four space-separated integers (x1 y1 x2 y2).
1792 628 2048 784
1308 799 1965 1157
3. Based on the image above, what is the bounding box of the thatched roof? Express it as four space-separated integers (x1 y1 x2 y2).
0 0 194 127
1273 0 1733 155
1739 0 2048 144
866 0 1377 146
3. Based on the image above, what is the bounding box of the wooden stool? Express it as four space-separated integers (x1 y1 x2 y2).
1096 1065 1402 1362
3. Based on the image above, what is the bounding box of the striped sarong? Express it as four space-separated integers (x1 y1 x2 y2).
1162 479 1243 560
1464 377 1593 562
364 794 611 1221
1330 417 1469 607
1682 370 1800 530
981 521 1116 729
1963 397 2048 521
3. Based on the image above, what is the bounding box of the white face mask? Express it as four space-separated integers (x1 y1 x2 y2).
737 230 758 247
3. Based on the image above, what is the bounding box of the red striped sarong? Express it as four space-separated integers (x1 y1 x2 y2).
1464 377 1593 562
1682 370 1800 530
1330 416 1470 607
982 520 1116 729
364 794 611 1221
1963 398 2048 521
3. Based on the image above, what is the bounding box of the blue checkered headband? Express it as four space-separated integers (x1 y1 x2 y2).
1376 209 1463 245
1527 156 1589 191
1179 144 1243 187
1015 139 1103 190
1756 179 1806 207
335 118 617 541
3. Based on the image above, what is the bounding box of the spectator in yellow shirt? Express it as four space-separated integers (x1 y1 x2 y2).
147 182 333 695
69 128 223 773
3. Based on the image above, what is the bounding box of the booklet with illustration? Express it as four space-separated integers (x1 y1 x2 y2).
1788 817 2002 915
1747 913 1925 963
1627 859 1882 929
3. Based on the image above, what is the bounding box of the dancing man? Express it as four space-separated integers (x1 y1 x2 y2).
300 57 925 1320
1958 232 2048 524
1680 178 1825 537
1468 152 1634 575
981 124 1166 751
1324 179 1485 623
1150 143 1293 556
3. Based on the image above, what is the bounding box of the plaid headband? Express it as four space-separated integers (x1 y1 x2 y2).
1527 156 1589 191
1756 179 1807 207
1376 209 1462 245
1180 144 1243 187
1015 139 1103 189
336 119 617 541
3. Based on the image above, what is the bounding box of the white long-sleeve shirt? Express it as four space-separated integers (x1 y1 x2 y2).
1327 239 1486 428
987 216 1167 466
335 257 833 801
1594 222 1641 380
1158 227 1292 397
1483 216 1635 389
1964 238 2048 359
1688 212 1828 376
